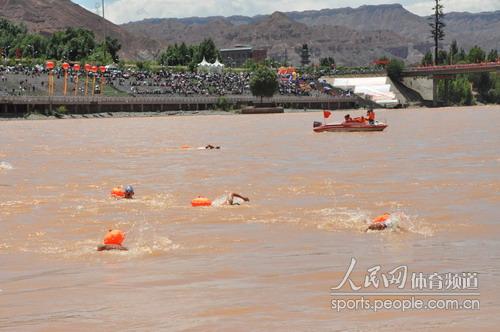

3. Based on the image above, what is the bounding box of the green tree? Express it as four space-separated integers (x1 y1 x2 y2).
470 72 493 102
448 40 458 64
429 0 445 65
250 65 279 104
319 57 335 68
178 42 190 64
468 46 486 63
476 73 493 101
456 48 467 63
422 51 433 65
0 19 28 58
437 76 473 106
487 49 498 62
18 34 47 59
104 37 121 62
486 74 500 103
47 28 96 61
136 60 153 72
263 58 280 69
197 38 219 63
86 43 113 64
243 59 258 71
47 31 65 59
386 59 405 81
159 44 180 66
437 49 448 65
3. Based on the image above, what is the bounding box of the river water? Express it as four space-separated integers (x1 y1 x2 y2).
1 107 499 331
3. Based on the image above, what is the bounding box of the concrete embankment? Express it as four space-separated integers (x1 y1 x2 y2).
0 95 358 118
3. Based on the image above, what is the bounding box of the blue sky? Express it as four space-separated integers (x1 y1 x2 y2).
72 0 500 24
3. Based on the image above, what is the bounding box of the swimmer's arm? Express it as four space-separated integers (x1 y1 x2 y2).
365 223 387 232
230 193 249 202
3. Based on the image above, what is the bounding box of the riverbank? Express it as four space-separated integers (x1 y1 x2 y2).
18 110 235 121
0 104 498 121
0 108 328 121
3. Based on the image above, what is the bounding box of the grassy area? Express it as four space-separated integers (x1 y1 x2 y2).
102 84 129 97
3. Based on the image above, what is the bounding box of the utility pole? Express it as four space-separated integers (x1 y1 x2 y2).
102 0 106 41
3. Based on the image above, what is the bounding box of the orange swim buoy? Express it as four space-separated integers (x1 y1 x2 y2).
180 145 192 150
191 197 212 207
104 229 125 245
111 187 125 198
373 213 391 224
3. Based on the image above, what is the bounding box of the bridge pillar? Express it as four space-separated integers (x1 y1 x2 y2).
432 78 438 107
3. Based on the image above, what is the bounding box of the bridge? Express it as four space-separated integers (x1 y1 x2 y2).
403 62 500 77
401 61 500 105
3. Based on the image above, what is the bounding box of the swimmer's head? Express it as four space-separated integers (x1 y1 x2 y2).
124 185 134 198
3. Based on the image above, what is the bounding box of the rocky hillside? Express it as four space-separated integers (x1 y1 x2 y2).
123 9 425 65
1 1 498 65
123 4 500 65
0 0 160 59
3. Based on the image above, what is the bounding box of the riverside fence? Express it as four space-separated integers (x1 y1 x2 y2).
0 95 359 117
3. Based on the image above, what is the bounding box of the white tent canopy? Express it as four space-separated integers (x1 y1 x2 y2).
197 57 225 73
199 57 210 67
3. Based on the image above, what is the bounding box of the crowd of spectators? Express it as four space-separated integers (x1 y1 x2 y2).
0 65 48 96
0 65 350 98
109 71 250 96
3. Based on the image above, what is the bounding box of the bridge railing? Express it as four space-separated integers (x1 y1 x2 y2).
404 61 500 73
0 95 358 104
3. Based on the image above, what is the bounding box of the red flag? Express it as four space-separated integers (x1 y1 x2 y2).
323 111 332 119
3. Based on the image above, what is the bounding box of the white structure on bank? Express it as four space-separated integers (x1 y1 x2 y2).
212 58 224 73
197 57 211 72
327 76 400 107
197 57 225 74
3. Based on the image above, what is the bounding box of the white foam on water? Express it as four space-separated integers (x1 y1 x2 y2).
316 207 369 232
315 208 434 236
211 195 228 207
0 161 13 170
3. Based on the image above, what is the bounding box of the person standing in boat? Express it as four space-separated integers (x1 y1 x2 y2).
367 109 376 125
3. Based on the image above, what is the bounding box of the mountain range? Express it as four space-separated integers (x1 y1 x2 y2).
1 1 499 65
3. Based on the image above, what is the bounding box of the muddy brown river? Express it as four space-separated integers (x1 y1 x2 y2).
1 107 499 331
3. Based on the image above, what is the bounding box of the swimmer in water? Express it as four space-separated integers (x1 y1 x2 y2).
224 192 250 205
97 229 128 251
123 185 134 199
97 244 128 251
194 145 220 150
366 213 392 231
111 185 134 199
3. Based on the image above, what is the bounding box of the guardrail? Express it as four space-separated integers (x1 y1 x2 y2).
403 61 500 77
0 95 358 104
0 94 360 115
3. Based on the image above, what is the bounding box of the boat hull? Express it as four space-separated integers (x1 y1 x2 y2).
313 122 387 132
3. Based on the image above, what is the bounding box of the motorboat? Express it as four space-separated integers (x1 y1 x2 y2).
313 120 387 132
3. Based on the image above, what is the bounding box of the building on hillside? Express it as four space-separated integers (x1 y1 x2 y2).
220 45 267 67
251 49 267 63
